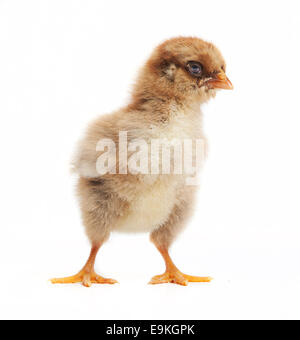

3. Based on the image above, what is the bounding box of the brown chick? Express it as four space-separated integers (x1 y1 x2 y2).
51 37 233 287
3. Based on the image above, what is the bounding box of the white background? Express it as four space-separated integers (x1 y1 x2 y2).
0 0 299 320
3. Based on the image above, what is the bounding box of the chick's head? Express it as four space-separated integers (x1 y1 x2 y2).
134 37 233 106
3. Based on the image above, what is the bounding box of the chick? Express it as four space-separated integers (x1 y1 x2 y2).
51 37 233 287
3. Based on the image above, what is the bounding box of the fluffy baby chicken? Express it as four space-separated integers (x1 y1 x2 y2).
51 37 233 287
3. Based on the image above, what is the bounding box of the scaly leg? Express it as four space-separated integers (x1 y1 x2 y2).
149 246 212 286
50 244 118 287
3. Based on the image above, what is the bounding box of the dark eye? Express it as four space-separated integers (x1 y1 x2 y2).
186 61 203 77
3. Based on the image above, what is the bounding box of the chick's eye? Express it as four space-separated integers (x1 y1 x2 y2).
186 61 203 77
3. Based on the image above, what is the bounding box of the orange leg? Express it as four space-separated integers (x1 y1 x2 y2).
149 246 212 286
50 245 118 287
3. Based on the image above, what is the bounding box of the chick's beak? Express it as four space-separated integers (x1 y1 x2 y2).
208 71 233 90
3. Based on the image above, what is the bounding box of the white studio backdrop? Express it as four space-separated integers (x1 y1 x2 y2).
0 0 299 320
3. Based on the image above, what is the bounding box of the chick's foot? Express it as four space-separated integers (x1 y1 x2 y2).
149 270 212 286
50 270 118 287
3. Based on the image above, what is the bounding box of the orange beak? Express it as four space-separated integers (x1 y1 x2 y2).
207 71 233 90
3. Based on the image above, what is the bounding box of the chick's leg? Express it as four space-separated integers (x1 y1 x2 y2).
50 244 118 287
149 245 212 286
149 192 212 286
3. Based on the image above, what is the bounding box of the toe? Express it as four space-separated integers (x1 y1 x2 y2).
93 275 118 284
149 274 169 285
50 275 82 284
183 274 213 282
105 278 118 284
82 280 92 287
82 274 92 287
172 272 188 286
